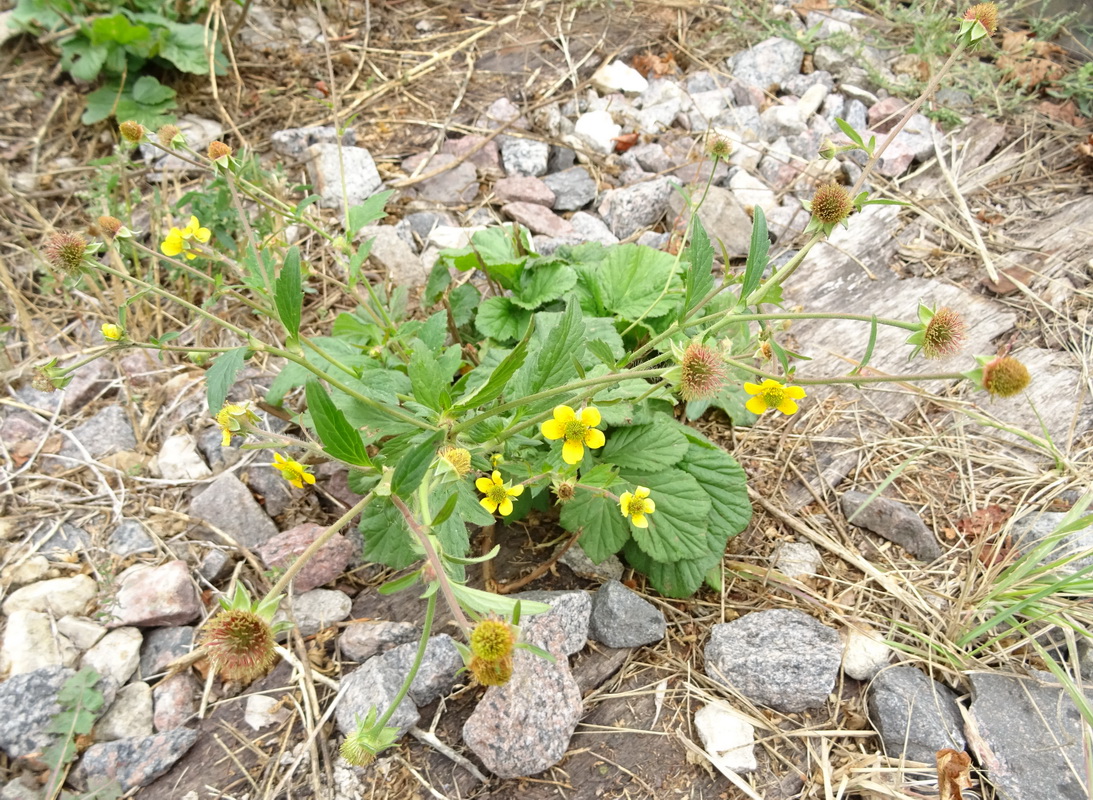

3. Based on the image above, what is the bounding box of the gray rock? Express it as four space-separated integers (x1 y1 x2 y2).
500 137 549 177
94 681 153 742
936 87 973 112
570 211 619 245
760 104 807 140
559 545 624 581
198 549 232 582
757 136 799 191
76 728 198 793
542 167 597 211
195 425 244 472
636 230 670 250
154 433 212 481
813 44 854 77
687 90 730 129
59 406 136 461
138 626 194 681
403 152 479 205
357 224 428 289
588 580 665 648
598 177 673 239
805 9 855 38
634 78 688 133
81 627 143 686
242 460 295 518
275 588 351 637
0 776 44 800
670 184 752 258
686 71 719 93
110 561 202 628
797 83 830 121
340 620 418 662
1012 511 1093 576
463 614 582 778
305 144 382 212
56 616 107 651
516 590 591 656
783 71 835 96
844 99 870 134
548 145 577 173
271 126 355 160
2 574 97 617
190 471 278 549
705 609 841 712
728 37 803 90
629 142 672 173
773 541 823 578
258 522 356 594
441 135 502 175
61 357 115 414
867 666 965 763
728 170 777 216
840 491 942 560
404 210 459 242
0 666 115 759
152 671 199 731
377 633 462 706
1 609 79 676
336 656 420 739
107 518 156 556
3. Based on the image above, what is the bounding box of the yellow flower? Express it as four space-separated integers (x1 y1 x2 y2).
160 215 212 260
540 405 605 465
744 379 806 416
475 471 524 516
215 403 259 447
101 323 124 341
272 453 316 489
619 486 656 529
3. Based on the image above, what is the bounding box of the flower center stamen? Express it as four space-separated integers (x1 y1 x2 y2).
563 420 587 441
762 387 785 407
629 497 651 516
488 485 508 503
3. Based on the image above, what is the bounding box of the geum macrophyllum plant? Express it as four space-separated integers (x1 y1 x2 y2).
38 3 1030 765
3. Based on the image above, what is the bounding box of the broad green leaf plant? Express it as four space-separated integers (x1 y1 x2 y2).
35 3 1031 765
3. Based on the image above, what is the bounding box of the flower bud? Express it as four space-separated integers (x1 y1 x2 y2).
819 138 838 160
101 323 124 342
438 446 472 478
118 120 146 143
97 216 123 236
963 3 998 36
469 618 516 662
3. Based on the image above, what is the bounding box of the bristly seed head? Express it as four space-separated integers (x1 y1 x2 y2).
679 342 726 402
963 3 999 35
200 608 277 683
469 654 514 687
706 135 733 161
982 356 1030 398
469 618 516 662
810 183 854 225
118 120 146 143
439 446 472 477
157 124 183 147
208 141 233 161
44 232 88 276
97 216 123 236
922 307 967 359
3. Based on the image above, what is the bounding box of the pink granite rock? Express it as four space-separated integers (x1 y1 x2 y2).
110 560 202 628
502 202 574 237
867 96 909 133
152 671 199 731
494 176 555 207
442 135 502 174
258 522 357 593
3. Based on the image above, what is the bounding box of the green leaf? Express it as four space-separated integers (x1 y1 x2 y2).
560 476 631 565
407 340 449 412
508 301 583 413
511 262 577 309
130 74 175 106
676 440 752 546
430 492 460 527
835 117 864 146
681 215 714 320
600 422 689 472
593 244 680 321
586 339 617 368
347 190 394 237
61 39 109 82
623 540 721 598
448 283 480 327
157 21 221 74
451 318 532 412
740 206 770 304
205 347 247 413
305 380 373 467
274 246 302 339
850 315 878 376
620 468 711 563
90 14 150 46
359 498 417 568
390 430 443 498
476 296 532 342
82 78 176 127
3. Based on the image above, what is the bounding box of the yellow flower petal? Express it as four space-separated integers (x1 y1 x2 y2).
508 483 524 498
289 476 304 489
221 429 232 447
743 382 763 395
583 428 605 449
579 407 601 428
541 419 565 440
274 453 287 465
635 486 650 499
193 226 211 244
561 439 585 465
644 498 656 513
776 398 799 415
160 231 183 256
302 471 316 485
489 470 503 485
498 497 514 516
475 477 495 493
786 385 807 399
480 497 499 513
745 396 768 415
631 514 649 528
552 405 576 423
619 491 633 515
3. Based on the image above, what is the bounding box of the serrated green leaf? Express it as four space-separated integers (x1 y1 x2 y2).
390 430 443 498
448 282 480 327
623 539 721 598
600 422 688 472
347 190 394 237
508 301 583 413
90 14 151 46
359 498 417 568
157 21 220 74
586 339 617 368
593 244 681 321
130 75 174 105
205 347 247 413
452 318 532 412
305 380 373 467
476 296 532 342
274 246 302 338
62 38 109 82
511 262 577 309
676 440 752 546
407 340 448 412
620 468 710 563
740 206 770 304
682 215 714 320
561 484 631 565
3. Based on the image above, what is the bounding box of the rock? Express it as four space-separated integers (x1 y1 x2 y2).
728 170 777 217
402 153 478 205
190 471 278 549
275 588 351 637
570 211 619 245
1 554 50 588
500 137 549 177
117 350 164 390
588 580 665 648
335 657 420 740
107 518 157 556
0 666 114 758
804 9 856 38
142 115 223 176
871 113 936 177
197 549 232 583
705 609 841 713
404 210 459 242
138 626 194 681
541 167 597 212
591 61 648 94
813 44 853 77
463 614 582 778
478 97 524 130
1 609 79 676
305 144 382 211
81 627 143 686
58 406 137 462
271 126 355 160
25 520 91 555
153 433 211 481
967 671 1092 800
760 104 807 140
868 96 909 133
258 522 356 594
76 728 198 793
2 574 97 617
502 202 573 237
598 177 673 239
152 671 198 731
728 37 803 90
548 145 577 172
494 175 555 206
559 546 624 581
637 230 670 249
1012 511 1093 576
340 620 418 662
635 79 688 133
94 681 153 742
797 83 830 120
380 634 462 706
694 702 757 773
670 185 752 258
354 224 427 290
245 693 292 731
573 111 621 155
936 87 973 111
61 357 115 414
840 491 942 560
773 541 822 578
629 142 671 173
783 71 835 96
110 561 202 628
56 616 107 651
842 83 879 108
441 135 502 175
757 136 800 191
515 590 591 656
1 775 44 800
687 90 730 129
867 666 965 763
841 626 891 680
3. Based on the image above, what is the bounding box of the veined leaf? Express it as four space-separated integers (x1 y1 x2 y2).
623 540 722 598
676 439 752 546
620 467 710 563
451 318 533 412
390 430 443 498
593 244 681 321
305 380 372 467
407 340 449 412
560 477 630 565
274 246 302 339
205 347 247 413
347 190 394 237
681 215 715 321
476 296 532 342
600 422 689 472
740 206 770 304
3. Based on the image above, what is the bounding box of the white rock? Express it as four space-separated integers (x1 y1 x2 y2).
154 433 212 481
245 694 292 731
1 555 50 587
842 626 891 680
728 171 778 217
426 225 487 251
274 589 352 638
81 627 143 686
57 616 108 650
1 609 79 676
2 574 97 617
94 681 153 742
591 61 648 94
760 104 807 139
773 541 823 578
797 83 830 120
710 127 762 172
694 703 757 773
574 111 621 155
